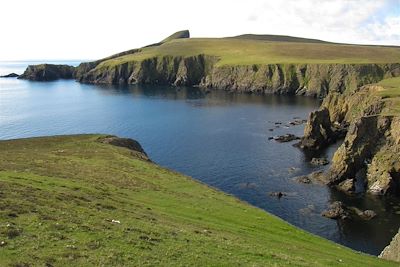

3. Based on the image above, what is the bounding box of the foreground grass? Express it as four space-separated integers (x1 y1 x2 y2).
98 37 400 67
0 135 396 266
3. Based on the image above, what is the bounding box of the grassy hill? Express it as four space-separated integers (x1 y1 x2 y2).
0 135 396 266
229 34 331 44
97 35 400 68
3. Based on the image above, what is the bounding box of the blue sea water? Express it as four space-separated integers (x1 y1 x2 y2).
1 61 399 255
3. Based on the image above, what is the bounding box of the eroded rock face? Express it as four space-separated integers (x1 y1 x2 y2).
296 108 334 150
328 116 400 195
19 64 75 81
380 228 400 262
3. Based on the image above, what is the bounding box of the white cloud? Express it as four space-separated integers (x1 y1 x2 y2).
0 0 398 60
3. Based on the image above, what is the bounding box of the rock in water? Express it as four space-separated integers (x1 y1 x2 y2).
294 171 327 184
19 64 75 81
0 73 19 78
296 108 334 150
310 157 329 166
322 201 349 220
273 134 300 143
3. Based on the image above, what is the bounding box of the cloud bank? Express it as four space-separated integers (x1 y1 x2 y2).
0 0 398 60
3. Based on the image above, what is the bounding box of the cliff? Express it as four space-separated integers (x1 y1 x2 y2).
299 79 400 195
76 57 400 97
18 64 75 81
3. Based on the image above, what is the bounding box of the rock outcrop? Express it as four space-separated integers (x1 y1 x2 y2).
296 108 336 150
299 84 400 196
380 228 400 262
97 135 149 161
0 73 19 78
19 64 75 81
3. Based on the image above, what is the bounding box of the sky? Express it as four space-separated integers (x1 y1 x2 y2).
0 0 399 60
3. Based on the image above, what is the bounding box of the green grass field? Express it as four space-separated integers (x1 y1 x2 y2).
97 37 400 68
0 135 396 266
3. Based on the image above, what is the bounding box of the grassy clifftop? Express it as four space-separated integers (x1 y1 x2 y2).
0 135 396 266
98 37 400 67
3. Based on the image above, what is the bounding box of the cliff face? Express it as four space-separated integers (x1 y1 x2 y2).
76 55 218 86
76 58 400 97
299 84 400 195
19 64 75 81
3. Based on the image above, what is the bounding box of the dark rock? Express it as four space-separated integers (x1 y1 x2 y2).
0 73 19 78
97 135 148 159
288 119 307 126
19 64 75 81
267 137 274 140
269 192 286 198
273 134 300 143
296 108 334 150
322 201 349 220
310 157 329 166
360 210 377 220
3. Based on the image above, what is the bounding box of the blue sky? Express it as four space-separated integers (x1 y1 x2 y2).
0 0 399 60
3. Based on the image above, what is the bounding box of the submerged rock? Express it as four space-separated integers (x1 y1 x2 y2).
273 134 300 143
269 192 286 198
295 171 327 185
0 73 19 78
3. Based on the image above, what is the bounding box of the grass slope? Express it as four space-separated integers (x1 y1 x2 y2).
230 34 330 44
98 37 400 68
376 77 400 115
161 30 190 43
0 135 396 266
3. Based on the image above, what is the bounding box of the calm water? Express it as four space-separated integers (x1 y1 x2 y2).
1 61 400 255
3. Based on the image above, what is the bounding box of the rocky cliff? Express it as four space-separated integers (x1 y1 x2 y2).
19 64 75 81
299 84 400 195
75 57 400 97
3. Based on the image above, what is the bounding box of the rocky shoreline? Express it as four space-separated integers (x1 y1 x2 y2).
297 84 400 196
